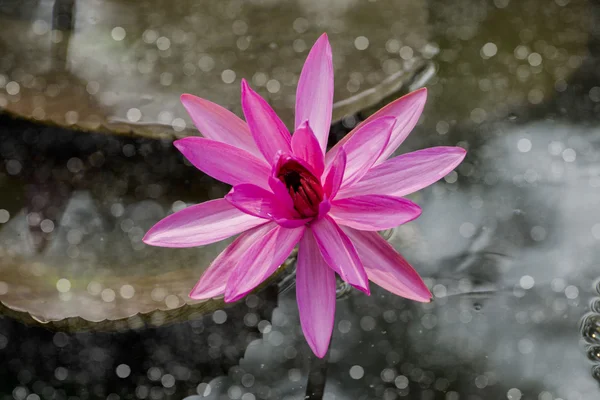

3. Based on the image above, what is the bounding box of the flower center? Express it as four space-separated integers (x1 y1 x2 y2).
277 159 323 218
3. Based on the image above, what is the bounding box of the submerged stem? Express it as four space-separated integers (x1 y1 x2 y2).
305 352 329 399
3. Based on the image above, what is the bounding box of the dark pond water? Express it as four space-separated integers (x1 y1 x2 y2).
1 0 600 399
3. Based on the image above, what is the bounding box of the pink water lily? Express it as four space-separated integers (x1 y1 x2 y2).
143 33 466 358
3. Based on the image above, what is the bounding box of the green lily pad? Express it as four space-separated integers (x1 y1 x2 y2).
0 120 301 331
0 173 296 331
0 0 431 137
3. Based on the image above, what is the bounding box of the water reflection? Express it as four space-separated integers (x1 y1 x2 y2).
0 287 279 397
0 0 431 137
583 282 600 380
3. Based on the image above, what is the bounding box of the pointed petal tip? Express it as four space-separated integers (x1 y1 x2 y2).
225 275 275 303
172 138 183 149
444 145 468 161
240 78 251 96
241 77 292 160
315 32 331 48
303 330 329 358
180 93 208 107
396 87 427 111
141 230 186 248
409 86 428 100
172 138 191 152
416 293 433 303
348 279 370 295
295 32 333 153
309 341 328 358
223 293 242 303
297 119 311 130
179 93 193 103
409 203 424 221
303 322 332 359
141 232 154 245
172 138 194 157
142 227 164 247
180 93 211 110
394 292 432 303
224 287 251 303
179 93 209 112
352 283 371 296
411 284 433 303
389 282 432 303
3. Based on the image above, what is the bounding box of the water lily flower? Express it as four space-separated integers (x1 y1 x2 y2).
143 33 466 358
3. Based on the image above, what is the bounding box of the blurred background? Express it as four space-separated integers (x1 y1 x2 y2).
1 0 600 398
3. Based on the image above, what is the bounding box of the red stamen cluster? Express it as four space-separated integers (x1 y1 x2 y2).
277 160 323 218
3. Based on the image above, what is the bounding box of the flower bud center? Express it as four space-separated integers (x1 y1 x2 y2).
277 160 323 218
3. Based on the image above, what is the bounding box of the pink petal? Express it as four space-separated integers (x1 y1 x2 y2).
180 94 262 159
268 175 295 211
336 147 466 199
241 79 292 163
224 224 305 302
295 33 333 154
317 197 332 220
342 227 431 302
225 183 298 221
329 88 427 165
291 120 325 177
329 195 422 231
271 151 319 182
296 229 336 358
174 137 271 190
371 88 427 163
143 198 266 248
275 217 312 229
189 223 273 299
322 148 346 199
325 117 394 188
310 216 369 294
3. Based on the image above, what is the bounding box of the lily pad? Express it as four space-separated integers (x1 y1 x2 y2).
0 121 297 330
0 0 431 137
